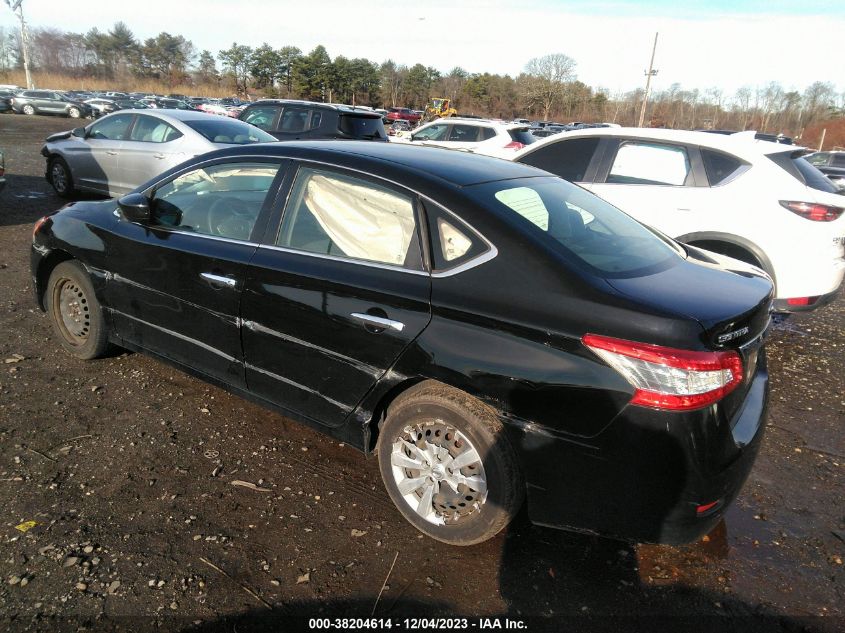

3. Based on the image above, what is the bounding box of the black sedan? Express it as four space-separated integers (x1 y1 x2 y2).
31 142 773 546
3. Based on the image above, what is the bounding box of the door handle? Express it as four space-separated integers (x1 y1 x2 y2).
106 150 118 155
153 153 165 159
350 312 405 332
200 272 238 289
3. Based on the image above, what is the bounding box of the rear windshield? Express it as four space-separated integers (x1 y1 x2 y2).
339 115 386 140
508 128 537 146
473 176 681 278
185 119 276 145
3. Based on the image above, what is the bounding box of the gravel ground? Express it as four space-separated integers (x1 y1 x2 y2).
0 114 843 632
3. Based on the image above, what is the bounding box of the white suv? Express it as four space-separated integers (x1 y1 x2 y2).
515 128 845 312
391 118 536 158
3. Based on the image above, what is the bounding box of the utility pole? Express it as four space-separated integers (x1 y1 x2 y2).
637 32 658 128
4 0 34 89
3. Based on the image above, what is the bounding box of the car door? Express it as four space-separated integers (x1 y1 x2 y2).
240 164 432 427
65 113 135 194
586 138 706 237
118 114 188 193
104 158 288 387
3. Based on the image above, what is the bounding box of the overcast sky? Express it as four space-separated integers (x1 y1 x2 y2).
2 0 843 96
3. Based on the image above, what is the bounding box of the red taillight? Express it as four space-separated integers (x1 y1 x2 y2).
696 500 722 515
779 201 844 222
786 296 820 306
504 141 525 150
582 334 744 411
33 216 51 239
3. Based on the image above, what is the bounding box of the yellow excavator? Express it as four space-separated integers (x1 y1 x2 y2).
424 97 458 121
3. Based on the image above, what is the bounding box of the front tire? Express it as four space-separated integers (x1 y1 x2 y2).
22 104 35 115
68 107 81 118
377 381 524 546
49 157 75 198
46 261 110 360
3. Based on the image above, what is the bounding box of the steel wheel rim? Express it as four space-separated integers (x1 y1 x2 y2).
53 278 90 344
51 163 67 193
390 420 488 526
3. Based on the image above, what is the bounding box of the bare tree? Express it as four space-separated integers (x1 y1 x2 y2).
522 53 577 120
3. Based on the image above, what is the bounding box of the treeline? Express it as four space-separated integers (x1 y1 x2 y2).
1 22 844 137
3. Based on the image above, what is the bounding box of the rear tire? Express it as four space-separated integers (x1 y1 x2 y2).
377 381 524 546
46 261 110 360
22 104 35 115
49 156 75 198
68 107 81 118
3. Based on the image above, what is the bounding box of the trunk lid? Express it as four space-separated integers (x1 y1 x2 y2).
604 247 773 421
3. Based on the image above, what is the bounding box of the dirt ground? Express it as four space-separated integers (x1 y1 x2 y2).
0 114 843 632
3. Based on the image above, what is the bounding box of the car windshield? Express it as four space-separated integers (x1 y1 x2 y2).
184 119 277 145
474 176 681 277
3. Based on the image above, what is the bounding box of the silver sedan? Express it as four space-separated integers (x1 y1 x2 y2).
41 110 277 198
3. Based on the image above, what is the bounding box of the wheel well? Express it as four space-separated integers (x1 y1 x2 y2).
35 250 74 311
688 240 764 270
365 378 495 454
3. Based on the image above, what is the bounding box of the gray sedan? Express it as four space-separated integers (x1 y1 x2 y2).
41 110 277 198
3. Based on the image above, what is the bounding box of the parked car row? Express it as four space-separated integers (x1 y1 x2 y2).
390 117 536 158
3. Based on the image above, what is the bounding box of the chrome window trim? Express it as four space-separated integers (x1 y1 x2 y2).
276 158 499 278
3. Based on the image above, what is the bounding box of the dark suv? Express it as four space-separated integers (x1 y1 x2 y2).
11 90 92 119
239 100 387 142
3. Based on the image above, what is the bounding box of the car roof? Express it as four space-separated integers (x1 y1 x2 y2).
246 99 380 116
419 118 527 130
518 126 806 159
199 140 549 187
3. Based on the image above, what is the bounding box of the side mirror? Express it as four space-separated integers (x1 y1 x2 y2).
117 193 152 223
71 127 86 138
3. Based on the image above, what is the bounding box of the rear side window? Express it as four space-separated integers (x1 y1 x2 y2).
832 155 845 168
481 127 497 141
519 137 600 183
700 148 745 185
507 128 536 146
424 202 490 272
608 142 690 186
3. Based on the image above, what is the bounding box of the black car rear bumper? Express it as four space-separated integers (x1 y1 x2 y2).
510 363 768 544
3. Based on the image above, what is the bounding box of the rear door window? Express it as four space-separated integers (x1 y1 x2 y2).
832 155 845 168
129 115 183 143
607 141 691 186
279 107 311 133
449 125 482 142
805 153 829 166
518 137 601 183
277 167 423 270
